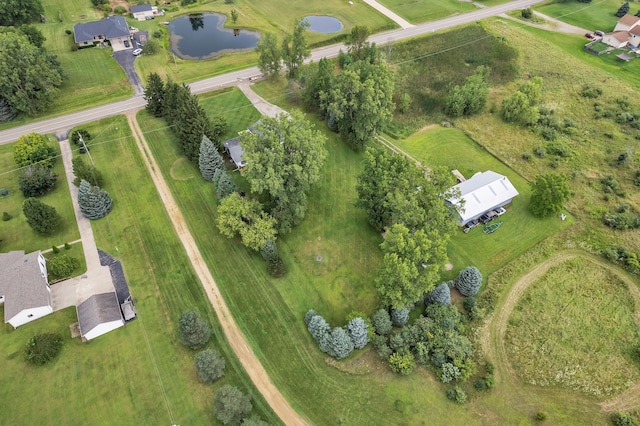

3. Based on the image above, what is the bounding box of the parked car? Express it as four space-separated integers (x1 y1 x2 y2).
480 211 497 224
132 48 143 56
494 207 506 216
585 33 594 39
594 30 605 37
124 40 130 48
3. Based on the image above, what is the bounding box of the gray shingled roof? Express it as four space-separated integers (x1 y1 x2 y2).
131 4 153 13
0 251 51 323
74 16 130 44
223 138 246 168
77 292 123 337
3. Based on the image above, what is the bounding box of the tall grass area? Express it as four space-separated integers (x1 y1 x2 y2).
537 0 623 32
0 138 80 253
392 127 574 277
506 256 640 397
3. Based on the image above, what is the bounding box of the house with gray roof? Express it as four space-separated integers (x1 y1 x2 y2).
76 292 124 341
131 4 160 21
0 251 53 328
223 138 246 170
73 16 131 50
446 171 519 226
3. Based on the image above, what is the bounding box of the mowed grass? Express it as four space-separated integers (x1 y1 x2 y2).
376 0 476 24
392 126 573 277
199 87 263 141
537 0 622 32
43 242 87 279
506 256 640 397
0 139 80 253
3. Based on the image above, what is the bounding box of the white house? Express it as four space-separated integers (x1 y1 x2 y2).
602 14 640 48
76 292 125 341
131 4 159 21
602 31 631 49
614 14 640 32
73 16 131 50
0 251 53 328
446 171 519 226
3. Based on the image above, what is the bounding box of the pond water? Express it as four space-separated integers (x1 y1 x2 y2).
168 13 260 60
304 16 343 34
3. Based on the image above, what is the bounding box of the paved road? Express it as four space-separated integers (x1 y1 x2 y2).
0 0 545 145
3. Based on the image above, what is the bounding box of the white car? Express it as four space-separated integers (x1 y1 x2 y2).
132 48 143 56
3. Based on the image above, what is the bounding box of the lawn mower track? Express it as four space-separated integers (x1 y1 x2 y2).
481 250 640 413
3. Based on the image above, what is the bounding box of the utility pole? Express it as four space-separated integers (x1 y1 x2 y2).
78 132 95 166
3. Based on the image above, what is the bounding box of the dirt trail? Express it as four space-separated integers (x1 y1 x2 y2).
481 250 640 414
126 113 309 426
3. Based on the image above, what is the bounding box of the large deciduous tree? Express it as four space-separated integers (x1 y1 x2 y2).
301 58 334 110
346 25 371 61
22 197 59 234
13 133 56 168
529 172 571 217
320 60 394 150
445 66 490 117
0 31 63 116
281 19 310 78
199 135 224 182
216 193 277 251
0 0 44 26
77 179 113 220
255 33 282 78
178 309 211 350
19 164 57 197
194 348 226 384
240 110 327 233
213 385 252 425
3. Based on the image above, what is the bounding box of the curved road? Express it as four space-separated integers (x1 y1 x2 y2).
0 0 544 145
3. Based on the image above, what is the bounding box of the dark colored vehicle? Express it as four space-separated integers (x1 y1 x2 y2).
480 211 498 224
124 40 130 48
585 33 594 39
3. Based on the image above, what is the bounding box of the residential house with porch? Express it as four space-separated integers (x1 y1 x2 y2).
73 16 131 51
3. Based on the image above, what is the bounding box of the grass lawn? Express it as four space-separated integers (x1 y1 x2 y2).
43 242 87 280
200 87 263 141
376 0 477 24
537 0 622 33
392 126 574 277
0 138 80 253
506 256 640 397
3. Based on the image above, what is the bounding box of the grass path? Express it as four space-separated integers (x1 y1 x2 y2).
125 112 309 425
481 250 640 414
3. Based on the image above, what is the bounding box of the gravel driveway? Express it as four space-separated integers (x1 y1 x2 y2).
113 50 144 95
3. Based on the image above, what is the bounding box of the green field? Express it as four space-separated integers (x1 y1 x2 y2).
506 256 640 397
392 127 574 277
537 0 622 33
0 138 80 253
376 0 476 24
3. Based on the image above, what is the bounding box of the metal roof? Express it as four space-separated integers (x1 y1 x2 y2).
131 4 153 13
446 171 519 222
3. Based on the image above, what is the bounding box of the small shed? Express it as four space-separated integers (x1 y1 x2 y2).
223 138 246 170
131 4 159 21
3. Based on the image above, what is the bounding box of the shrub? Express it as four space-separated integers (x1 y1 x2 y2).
398 93 412 113
114 5 126 14
0 188 7 196
372 334 392 359
389 333 405 352
535 411 548 422
194 348 226 384
580 85 602 98
19 164 58 197
389 349 415 375
522 152 531 161
70 129 91 147
48 255 79 279
213 385 252 425
178 309 211 349
390 307 409 328
23 198 59 234
65 29 72 35
521 7 533 18
347 317 369 349
2 212 11 221
372 309 392 335
153 30 162 38
446 387 467 404
64 242 71 250
266 256 286 277
425 282 451 306
454 266 483 296
485 362 494 374
51 245 60 254
613 412 639 426
440 362 461 383
24 333 63 365
533 146 546 158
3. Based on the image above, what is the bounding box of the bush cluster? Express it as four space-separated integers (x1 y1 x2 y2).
25 333 63 365
305 310 372 360
48 255 79 279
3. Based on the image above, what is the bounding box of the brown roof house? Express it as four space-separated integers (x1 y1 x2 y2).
603 14 640 48
76 292 124 341
0 251 53 328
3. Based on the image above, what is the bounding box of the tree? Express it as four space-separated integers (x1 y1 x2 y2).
304 309 319 326
242 416 269 426
372 309 392 335
389 349 415 375
307 314 331 353
445 66 490 117
240 111 327 233
213 385 252 425
23 197 59 234
328 327 354 359
173 90 223 162
454 266 483 297
18 25 45 48
178 309 211 349
390 307 409 327
0 97 16 122
77 180 113 220
0 31 63 116
346 25 371 61
216 170 237 199
281 19 310 78
616 1 630 17
501 77 543 126
194 348 226 384
217 193 277 251
19 164 57 197
613 412 639 426
72 156 103 187
13 133 56 168
70 128 91 147
301 58 334 109
255 33 282 78
320 61 394 150
426 282 451 306
376 223 448 310
24 333 63 365
199 135 224 181
530 172 571 217
230 8 238 24
521 7 533 19
347 317 369 349
0 0 44 26
48 255 78 279
141 40 159 55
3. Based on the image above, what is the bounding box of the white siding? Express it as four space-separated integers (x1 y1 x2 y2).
84 320 125 340
8 306 54 328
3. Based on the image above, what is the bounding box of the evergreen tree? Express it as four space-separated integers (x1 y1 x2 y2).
328 327 354 359
616 1 630 17
216 171 237 199
390 307 409 328
0 97 16 122
304 309 318 326
199 135 224 182
77 179 113 220
178 309 211 349
347 317 369 349
22 197 59 234
372 308 392 335
454 266 483 297
144 72 165 117
425 282 451 306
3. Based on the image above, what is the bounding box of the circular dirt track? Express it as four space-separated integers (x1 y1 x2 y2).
481 250 640 413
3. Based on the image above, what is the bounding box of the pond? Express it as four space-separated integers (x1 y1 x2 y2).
304 16 343 34
168 13 260 60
